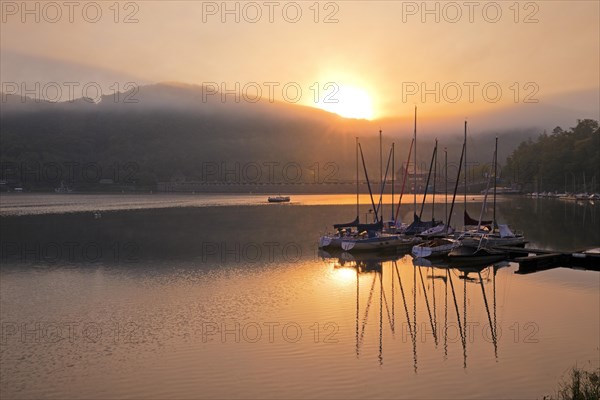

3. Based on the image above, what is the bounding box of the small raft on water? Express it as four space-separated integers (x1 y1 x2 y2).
267 195 290 203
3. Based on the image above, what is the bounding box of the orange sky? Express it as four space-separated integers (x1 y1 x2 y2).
1 1 599 120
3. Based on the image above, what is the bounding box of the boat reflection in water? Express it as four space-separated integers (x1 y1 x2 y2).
320 249 509 369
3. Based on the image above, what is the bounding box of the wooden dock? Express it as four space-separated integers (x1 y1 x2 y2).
492 246 600 274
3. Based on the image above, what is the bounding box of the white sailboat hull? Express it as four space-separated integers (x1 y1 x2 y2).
460 236 526 247
318 235 345 249
342 235 420 252
411 238 460 258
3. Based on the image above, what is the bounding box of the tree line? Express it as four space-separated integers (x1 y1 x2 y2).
503 119 599 193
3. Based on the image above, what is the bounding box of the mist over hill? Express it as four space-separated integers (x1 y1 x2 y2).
0 82 593 191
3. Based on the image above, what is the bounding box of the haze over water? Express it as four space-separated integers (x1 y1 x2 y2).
1 194 598 399
2 0 599 398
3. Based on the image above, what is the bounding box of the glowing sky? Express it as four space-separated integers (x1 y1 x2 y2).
1 1 599 120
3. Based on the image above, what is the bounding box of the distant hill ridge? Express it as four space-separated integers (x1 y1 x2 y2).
0 82 593 191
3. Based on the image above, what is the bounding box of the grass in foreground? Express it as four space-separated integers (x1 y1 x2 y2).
543 366 600 400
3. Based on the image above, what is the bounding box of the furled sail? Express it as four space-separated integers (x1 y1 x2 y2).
464 210 492 228
357 218 383 234
333 216 359 229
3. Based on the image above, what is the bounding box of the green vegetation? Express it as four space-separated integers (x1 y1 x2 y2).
503 119 600 193
543 366 600 400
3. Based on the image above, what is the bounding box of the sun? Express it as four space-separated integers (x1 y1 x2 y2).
315 85 374 120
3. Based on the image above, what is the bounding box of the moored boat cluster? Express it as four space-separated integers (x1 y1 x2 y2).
318 116 526 265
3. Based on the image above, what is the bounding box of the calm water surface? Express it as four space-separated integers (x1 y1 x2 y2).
1 194 598 399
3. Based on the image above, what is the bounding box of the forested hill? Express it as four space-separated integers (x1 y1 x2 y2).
1 83 361 190
503 119 599 193
0 82 576 192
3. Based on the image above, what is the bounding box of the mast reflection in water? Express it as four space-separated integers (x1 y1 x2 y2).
321 249 514 370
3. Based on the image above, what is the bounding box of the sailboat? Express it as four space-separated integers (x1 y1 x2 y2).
449 137 510 262
447 241 508 265
391 137 414 233
319 138 362 249
341 229 419 251
341 133 421 252
412 237 459 258
458 226 526 247
399 109 445 236
459 137 526 248
411 134 465 258
318 216 360 249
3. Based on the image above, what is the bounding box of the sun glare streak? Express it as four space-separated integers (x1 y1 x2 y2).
332 267 357 285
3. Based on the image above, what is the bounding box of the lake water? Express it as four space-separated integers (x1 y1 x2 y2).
1 194 598 399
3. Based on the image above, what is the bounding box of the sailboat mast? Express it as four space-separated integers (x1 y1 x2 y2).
419 145 437 219
445 147 448 226
413 107 417 216
376 147 394 219
356 136 359 222
359 143 379 222
463 120 468 230
477 144 496 232
446 141 465 233
391 142 395 222
394 138 414 223
493 136 498 230
432 139 437 222
380 130 383 219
